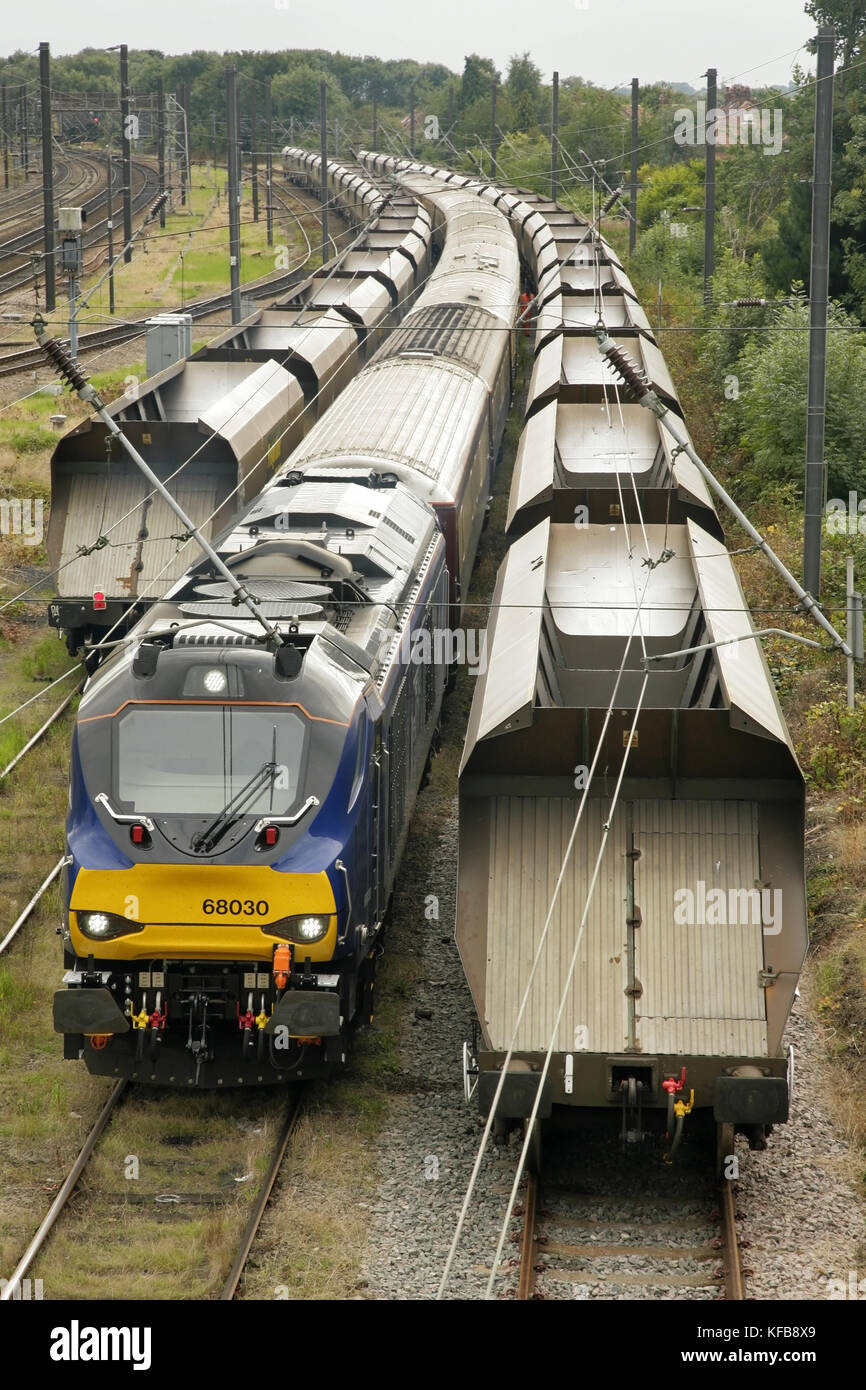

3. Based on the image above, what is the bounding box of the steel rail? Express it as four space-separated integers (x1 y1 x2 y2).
0 172 362 377
517 1170 539 1301
721 1178 745 1300
219 1096 303 1300
0 677 84 782
0 855 67 957
0 1080 127 1300
0 156 158 296
0 159 72 239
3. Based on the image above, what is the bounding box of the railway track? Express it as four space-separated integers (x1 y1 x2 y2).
512 1126 746 1301
272 176 341 261
0 158 73 241
0 173 351 379
0 1083 304 1302
0 154 159 299
220 1097 305 1300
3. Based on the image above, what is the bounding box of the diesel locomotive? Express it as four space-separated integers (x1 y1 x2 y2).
52 165 519 1086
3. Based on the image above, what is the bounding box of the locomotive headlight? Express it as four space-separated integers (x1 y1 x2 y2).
297 916 328 940
265 914 332 944
77 910 144 941
203 668 227 694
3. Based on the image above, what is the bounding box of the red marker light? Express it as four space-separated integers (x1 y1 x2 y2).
131 824 145 844
265 826 278 846
93 590 107 611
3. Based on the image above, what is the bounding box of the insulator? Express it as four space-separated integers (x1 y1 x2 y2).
733 297 767 307
38 335 90 393
147 191 169 221
601 186 623 215
602 342 650 401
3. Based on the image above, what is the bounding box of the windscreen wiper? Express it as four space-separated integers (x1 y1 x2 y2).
191 760 278 855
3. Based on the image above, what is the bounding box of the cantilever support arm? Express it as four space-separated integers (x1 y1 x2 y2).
595 328 853 660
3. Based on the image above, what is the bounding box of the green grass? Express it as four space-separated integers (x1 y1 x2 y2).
0 425 60 455
0 966 35 1024
20 634 77 684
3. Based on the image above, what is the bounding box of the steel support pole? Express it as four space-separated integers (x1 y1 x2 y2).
250 80 259 221
20 86 28 171
38 42 55 312
106 151 115 314
226 66 241 323
19 86 27 174
703 67 717 301
551 71 559 201
804 29 836 598
1 83 8 189
120 45 132 261
264 80 273 248
179 81 189 206
320 80 329 264
156 76 166 228
629 78 638 253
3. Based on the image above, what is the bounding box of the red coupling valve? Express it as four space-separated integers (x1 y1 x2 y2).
662 1066 686 1095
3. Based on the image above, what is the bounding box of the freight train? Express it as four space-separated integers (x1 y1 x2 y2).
359 155 806 1172
52 163 520 1086
47 154 432 654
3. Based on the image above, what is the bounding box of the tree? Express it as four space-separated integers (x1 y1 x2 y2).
804 2 866 69
513 89 538 133
733 293 866 497
636 159 704 229
507 53 541 103
458 54 499 110
271 65 349 125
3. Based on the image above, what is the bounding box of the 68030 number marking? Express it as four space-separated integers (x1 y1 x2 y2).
202 899 269 916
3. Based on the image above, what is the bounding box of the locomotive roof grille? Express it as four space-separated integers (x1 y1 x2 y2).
377 303 493 372
173 633 258 647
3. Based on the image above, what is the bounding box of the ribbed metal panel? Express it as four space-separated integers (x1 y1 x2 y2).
377 303 493 370
57 472 226 597
634 800 768 1057
57 472 140 596
287 359 485 486
136 476 227 592
484 796 768 1058
486 796 628 1054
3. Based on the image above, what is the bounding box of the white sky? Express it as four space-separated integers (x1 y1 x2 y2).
4 0 817 89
